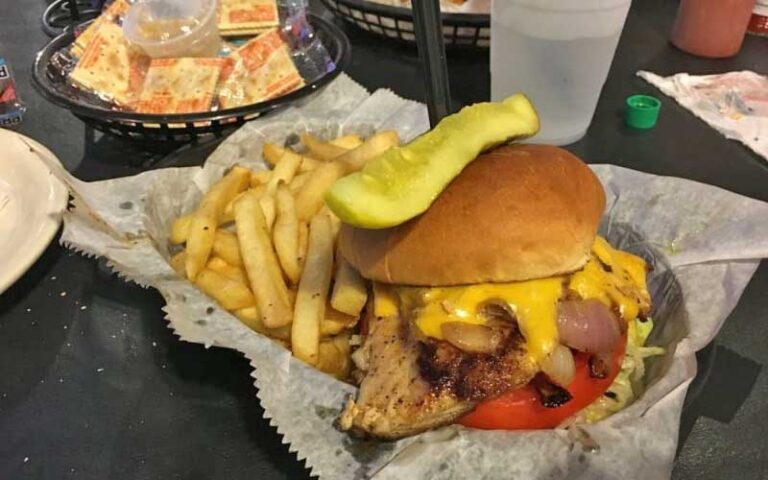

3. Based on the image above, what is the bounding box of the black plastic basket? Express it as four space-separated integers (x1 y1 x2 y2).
319 0 489 48
32 13 351 143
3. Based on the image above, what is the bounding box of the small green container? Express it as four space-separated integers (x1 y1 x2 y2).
625 95 661 129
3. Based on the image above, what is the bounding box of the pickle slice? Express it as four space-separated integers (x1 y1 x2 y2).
325 94 539 229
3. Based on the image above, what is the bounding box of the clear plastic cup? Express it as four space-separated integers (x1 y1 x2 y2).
123 0 221 59
491 0 632 145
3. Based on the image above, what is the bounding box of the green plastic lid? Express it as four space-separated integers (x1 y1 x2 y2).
625 95 661 129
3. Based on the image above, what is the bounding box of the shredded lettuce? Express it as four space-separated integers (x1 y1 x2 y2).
577 317 665 423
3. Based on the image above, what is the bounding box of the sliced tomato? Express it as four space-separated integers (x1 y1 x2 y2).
459 337 626 430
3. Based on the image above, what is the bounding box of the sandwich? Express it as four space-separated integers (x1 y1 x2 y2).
337 144 661 439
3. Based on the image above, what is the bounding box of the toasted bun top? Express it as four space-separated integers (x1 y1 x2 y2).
338 144 606 286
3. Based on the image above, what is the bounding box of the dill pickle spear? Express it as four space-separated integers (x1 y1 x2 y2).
325 94 539 229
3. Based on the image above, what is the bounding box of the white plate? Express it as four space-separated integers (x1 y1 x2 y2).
0 129 68 294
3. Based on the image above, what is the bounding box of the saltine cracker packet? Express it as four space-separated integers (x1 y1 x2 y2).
71 0 132 58
134 57 228 114
218 29 304 109
218 0 280 37
69 22 150 106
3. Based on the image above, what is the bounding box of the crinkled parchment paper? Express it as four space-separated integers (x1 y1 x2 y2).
31 74 768 479
639 70 768 163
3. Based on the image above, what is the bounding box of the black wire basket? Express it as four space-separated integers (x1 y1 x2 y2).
319 0 489 48
32 13 351 143
42 0 104 38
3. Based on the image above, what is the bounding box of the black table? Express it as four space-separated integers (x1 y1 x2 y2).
1 0 766 478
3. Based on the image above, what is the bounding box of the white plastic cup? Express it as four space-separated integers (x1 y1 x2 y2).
123 0 221 59
491 0 632 145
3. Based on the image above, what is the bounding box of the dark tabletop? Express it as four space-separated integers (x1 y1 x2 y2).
1 0 767 479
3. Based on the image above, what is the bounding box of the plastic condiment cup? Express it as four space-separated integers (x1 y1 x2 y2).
123 0 221 59
491 0 632 146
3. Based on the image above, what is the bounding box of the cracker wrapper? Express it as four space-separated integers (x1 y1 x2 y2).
70 0 133 58
31 75 768 479
69 21 150 106
218 0 280 36
218 29 305 109
135 57 228 114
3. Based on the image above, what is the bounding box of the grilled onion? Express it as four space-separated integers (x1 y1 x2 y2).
540 344 576 387
441 322 503 354
557 299 621 353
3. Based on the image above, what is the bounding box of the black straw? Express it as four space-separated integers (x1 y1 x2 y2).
412 0 452 126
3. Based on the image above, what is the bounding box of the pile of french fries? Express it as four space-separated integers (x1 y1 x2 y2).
168 130 400 379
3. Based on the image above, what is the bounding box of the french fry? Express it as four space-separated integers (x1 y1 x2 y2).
297 221 309 269
170 215 192 244
223 185 267 225
260 193 276 231
234 190 293 328
331 256 368 317
288 172 311 194
221 190 249 224
295 161 345 221
170 251 187 277
251 184 267 197
330 134 364 150
262 142 285 167
234 305 261 329
273 184 302 284
316 334 351 379
263 143 319 172
265 152 301 195
300 133 348 160
212 230 242 266
185 166 251 280
171 203 240 243
321 206 342 239
336 130 400 172
195 268 256 310
292 214 334 365
172 192 248 246
319 320 345 337
298 157 319 173
250 170 271 186
320 306 357 336
234 306 291 340
207 256 248 284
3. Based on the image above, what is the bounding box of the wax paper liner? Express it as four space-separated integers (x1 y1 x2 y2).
28 74 768 479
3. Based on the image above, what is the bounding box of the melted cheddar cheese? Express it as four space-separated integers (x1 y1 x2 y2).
397 279 563 363
569 237 651 323
371 236 651 366
372 282 399 318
